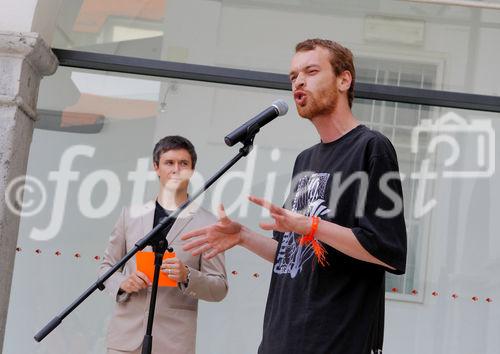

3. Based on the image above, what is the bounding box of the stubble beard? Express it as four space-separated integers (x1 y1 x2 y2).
296 88 339 120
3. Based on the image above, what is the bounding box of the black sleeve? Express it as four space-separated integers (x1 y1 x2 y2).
273 153 303 243
351 154 407 274
273 230 284 242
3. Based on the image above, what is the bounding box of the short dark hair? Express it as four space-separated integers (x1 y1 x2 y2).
153 135 197 168
295 38 356 108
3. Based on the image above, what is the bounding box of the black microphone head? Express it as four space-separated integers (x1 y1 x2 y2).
224 100 289 146
224 136 234 146
272 99 288 116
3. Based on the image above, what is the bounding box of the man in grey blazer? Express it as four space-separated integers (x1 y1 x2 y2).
100 135 228 354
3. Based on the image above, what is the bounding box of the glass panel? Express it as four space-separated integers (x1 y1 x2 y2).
384 106 500 353
3 66 310 354
53 0 500 95
4 67 500 354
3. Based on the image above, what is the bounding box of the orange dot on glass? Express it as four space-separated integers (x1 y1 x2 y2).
486 298 493 303
35 249 41 254
74 253 81 258
452 293 458 299
432 291 439 297
94 255 101 260
16 247 21 252
231 270 238 276
391 287 398 293
253 273 260 278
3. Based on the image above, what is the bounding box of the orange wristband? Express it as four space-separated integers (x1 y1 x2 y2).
298 216 328 266
309 216 319 238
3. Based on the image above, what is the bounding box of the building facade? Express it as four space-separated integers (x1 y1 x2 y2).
1 1 500 353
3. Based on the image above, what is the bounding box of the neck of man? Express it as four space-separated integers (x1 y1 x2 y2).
310 99 359 143
156 186 189 211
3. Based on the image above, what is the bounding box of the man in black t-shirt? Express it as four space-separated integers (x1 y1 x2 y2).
182 39 407 354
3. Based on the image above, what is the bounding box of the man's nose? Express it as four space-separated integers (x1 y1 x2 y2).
294 73 305 89
172 163 181 173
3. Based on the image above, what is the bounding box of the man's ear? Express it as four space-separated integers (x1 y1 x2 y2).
337 70 352 92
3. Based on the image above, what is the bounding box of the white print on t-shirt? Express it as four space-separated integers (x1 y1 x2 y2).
274 173 331 278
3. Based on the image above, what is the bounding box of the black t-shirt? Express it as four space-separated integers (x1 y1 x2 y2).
258 125 407 354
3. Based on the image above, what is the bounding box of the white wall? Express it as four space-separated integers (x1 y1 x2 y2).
0 0 63 43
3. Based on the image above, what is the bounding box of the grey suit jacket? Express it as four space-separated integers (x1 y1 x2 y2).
100 201 228 354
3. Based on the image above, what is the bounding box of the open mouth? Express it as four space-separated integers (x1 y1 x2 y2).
294 91 307 106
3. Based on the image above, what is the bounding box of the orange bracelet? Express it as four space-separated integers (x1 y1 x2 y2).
310 216 319 238
298 216 328 266
299 216 319 244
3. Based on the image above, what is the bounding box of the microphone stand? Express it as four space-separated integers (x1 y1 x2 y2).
141 219 174 354
34 136 256 354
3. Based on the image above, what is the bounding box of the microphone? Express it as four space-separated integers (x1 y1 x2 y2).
224 99 288 146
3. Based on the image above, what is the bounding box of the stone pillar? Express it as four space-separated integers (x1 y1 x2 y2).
0 31 58 350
